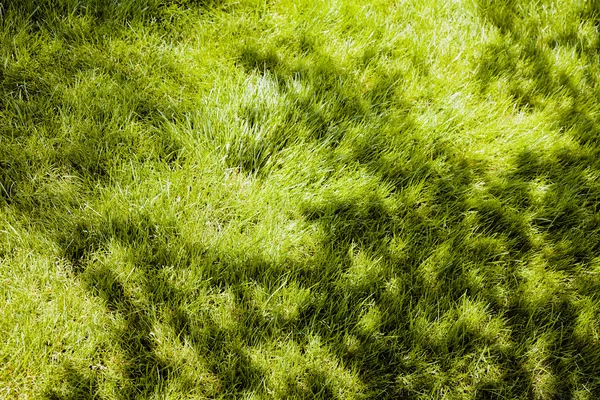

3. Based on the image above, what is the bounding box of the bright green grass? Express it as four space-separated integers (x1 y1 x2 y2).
1 0 600 398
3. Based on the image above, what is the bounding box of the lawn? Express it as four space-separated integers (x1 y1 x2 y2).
1 0 600 398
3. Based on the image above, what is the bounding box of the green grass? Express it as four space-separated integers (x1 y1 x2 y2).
1 0 600 398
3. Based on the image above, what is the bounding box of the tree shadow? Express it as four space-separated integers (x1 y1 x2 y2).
44 211 273 397
232 34 411 176
220 3 600 397
44 362 102 400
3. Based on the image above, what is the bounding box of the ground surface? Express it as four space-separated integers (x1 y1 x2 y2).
1 0 600 398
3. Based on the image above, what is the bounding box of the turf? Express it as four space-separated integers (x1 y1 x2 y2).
1 0 600 398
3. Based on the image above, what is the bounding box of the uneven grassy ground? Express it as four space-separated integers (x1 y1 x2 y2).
1 0 600 398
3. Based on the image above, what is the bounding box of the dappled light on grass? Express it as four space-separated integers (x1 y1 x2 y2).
2 0 600 398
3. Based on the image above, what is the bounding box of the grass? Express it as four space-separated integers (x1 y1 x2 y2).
1 0 600 398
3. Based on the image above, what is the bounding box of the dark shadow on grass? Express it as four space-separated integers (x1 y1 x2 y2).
1 0 228 33
473 2 600 396
230 4 600 396
232 35 410 176
44 362 102 400
49 212 272 397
